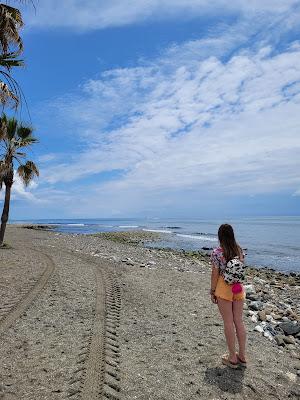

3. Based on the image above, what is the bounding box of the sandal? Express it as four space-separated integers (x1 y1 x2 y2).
221 354 239 369
236 354 247 367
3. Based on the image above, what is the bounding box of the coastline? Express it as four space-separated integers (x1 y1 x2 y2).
13 216 300 273
0 225 299 399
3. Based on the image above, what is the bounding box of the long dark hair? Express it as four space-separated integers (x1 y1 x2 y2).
218 224 241 262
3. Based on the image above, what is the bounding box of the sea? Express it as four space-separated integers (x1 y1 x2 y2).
12 216 300 273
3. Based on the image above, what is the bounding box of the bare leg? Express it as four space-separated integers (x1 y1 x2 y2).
233 300 247 361
217 298 237 363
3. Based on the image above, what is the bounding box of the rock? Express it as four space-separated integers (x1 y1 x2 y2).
140 264 146 267
286 344 295 350
265 324 277 336
287 310 298 320
244 284 256 295
272 314 283 321
286 372 297 382
275 335 285 346
249 301 264 311
148 260 156 265
253 277 266 285
247 293 260 301
263 331 273 340
254 325 264 333
258 310 267 321
251 314 258 323
280 322 300 336
282 316 290 322
283 336 295 345
266 314 273 322
290 351 300 359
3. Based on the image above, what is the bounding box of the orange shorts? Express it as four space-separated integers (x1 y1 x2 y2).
215 276 245 302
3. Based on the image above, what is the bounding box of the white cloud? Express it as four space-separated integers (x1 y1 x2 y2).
0 173 39 202
19 0 300 215
22 0 299 30
39 41 300 212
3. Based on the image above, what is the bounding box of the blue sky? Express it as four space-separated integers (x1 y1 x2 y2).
4 0 300 219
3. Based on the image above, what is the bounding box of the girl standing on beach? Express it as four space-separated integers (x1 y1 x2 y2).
210 224 247 369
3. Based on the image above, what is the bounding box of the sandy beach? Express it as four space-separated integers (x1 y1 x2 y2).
0 225 299 400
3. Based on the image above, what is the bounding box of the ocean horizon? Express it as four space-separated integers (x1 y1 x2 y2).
11 216 300 273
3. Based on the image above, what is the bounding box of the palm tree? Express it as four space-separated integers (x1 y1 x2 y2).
0 3 24 107
0 113 39 245
0 51 24 106
0 3 24 55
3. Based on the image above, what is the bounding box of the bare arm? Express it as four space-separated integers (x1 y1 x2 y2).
210 263 219 304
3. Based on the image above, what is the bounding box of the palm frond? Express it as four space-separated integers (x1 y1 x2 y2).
17 125 32 139
0 113 8 140
17 160 39 186
0 4 24 55
0 78 18 106
0 52 24 69
6 116 17 140
0 70 21 107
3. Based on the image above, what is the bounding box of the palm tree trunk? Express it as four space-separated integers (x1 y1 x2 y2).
0 182 12 246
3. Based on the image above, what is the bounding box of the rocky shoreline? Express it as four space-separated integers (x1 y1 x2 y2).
92 231 300 353
22 227 300 347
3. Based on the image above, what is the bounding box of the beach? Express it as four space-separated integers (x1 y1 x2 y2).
0 225 299 400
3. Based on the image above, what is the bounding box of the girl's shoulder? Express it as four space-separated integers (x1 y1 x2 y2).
212 246 223 255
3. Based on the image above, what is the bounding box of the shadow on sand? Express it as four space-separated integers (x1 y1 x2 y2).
204 366 245 394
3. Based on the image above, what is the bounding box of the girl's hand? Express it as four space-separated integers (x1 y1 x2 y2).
211 294 218 304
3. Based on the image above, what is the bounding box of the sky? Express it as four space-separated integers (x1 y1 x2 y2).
3 0 300 219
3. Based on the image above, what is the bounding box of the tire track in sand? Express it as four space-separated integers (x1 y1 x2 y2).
0 249 55 335
65 252 121 400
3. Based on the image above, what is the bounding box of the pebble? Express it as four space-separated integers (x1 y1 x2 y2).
275 335 285 346
254 325 264 333
258 310 267 321
251 315 258 323
283 336 295 345
286 372 297 382
263 331 273 340
249 301 264 311
244 284 256 295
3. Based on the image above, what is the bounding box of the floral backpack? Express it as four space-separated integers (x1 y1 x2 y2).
223 256 246 285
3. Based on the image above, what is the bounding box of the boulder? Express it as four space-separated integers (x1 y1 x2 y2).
280 322 300 336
